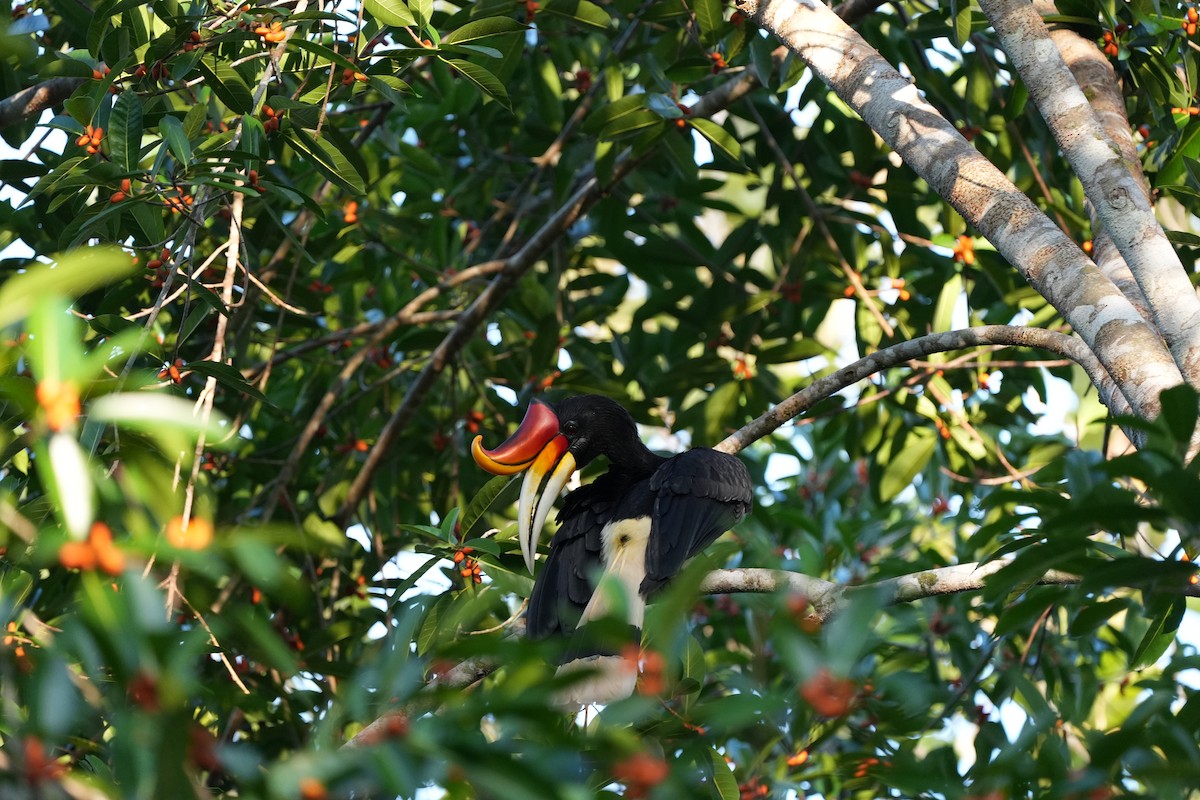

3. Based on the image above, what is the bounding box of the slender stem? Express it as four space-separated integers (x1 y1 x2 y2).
715 325 1123 454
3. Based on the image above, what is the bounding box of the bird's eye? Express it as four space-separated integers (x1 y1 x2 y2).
562 421 579 437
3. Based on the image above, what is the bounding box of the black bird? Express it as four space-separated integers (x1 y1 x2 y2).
472 394 752 706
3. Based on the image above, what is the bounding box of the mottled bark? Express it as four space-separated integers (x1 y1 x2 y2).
1033 0 1154 325
979 0 1200 386
737 0 1183 421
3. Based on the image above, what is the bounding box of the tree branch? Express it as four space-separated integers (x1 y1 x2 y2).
977 0 1200 386
0 77 85 129
344 556 1196 748
737 0 1182 421
1032 0 1155 327
332 70 764 526
334 163 638 526
715 325 1127 455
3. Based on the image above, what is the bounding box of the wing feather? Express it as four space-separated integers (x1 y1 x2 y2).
642 449 751 595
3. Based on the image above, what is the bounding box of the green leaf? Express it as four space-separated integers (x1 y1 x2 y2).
417 594 448 655
288 37 363 74
582 94 648 135
364 0 417 27
880 427 937 501
182 360 274 406
410 0 433 26
692 0 724 44
1131 596 1185 669
108 91 143 172
44 433 95 538
194 58 254 114
0 246 137 329
442 16 526 45
689 117 742 162
932 272 962 336
953 2 972 48
706 748 740 800
89 393 231 442
599 108 661 140
459 474 519 537
1165 229 1200 247
285 125 367 194
541 0 612 29
1159 122 1200 185
27 294 83 384
440 59 511 109
177 304 213 347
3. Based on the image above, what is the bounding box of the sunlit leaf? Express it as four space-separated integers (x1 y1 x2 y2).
363 0 416 27
0 247 136 329
108 91 143 172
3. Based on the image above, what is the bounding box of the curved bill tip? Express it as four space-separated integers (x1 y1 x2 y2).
471 401 560 475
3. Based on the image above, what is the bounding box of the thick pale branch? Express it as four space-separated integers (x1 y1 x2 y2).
715 325 1127 454
738 0 1182 420
977 0 1200 385
1032 0 1154 325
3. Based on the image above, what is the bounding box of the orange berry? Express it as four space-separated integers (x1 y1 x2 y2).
612 753 669 795
89 522 126 575
59 541 97 570
800 668 856 717
786 749 809 768
953 234 975 265
165 516 214 550
897 288 911 301
36 378 80 431
298 777 327 800
1082 239 1093 253
843 285 855 297
110 191 126 203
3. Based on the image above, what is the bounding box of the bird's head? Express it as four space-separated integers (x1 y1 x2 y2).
471 395 636 573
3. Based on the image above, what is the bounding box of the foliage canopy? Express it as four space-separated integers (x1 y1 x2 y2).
2 0 1200 797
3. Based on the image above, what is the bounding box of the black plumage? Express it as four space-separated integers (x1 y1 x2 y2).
472 393 752 705
522 397 752 639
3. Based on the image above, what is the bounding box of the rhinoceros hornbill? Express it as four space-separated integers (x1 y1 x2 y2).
471 394 752 706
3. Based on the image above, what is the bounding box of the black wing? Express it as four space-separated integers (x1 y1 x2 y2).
641 448 752 595
525 483 611 640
